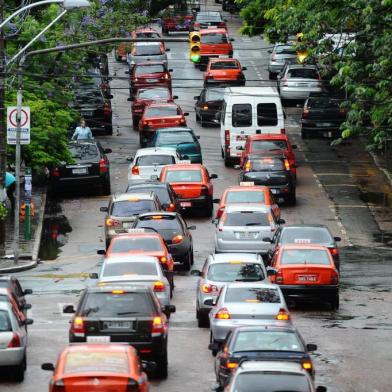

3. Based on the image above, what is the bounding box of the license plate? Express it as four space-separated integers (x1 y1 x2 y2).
82 110 93 116
147 79 158 83
237 232 256 239
104 321 132 329
295 83 309 87
180 202 192 207
72 168 87 175
236 135 247 141
298 275 317 282
87 336 110 343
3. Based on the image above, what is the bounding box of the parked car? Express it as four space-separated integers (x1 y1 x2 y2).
0 275 32 317
127 42 168 70
49 140 112 196
204 58 246 87
268 43 297 79
194 87 225 127
192 11 226 30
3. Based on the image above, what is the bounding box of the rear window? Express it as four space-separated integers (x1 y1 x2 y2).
210 61 238 70
103 261 158 277
110 237 163 252
249 158 285 171
0 310 12 332
257 103 278 126
82 291 155 317
69 144 99 162
145 106 179 117
111 200 156 217
232 103 252 127
207 263 265 282
307 98 340 109
288 68 319 79
205 89 225 101
127 186 171 205
136 32 161 39
156 131 195 145
281 249 331 265
135 65 165 75
138 88 169 100
251 139 288 151
201 33 228 44
165 169 202 182
224 211 270 227
134 44 162 56
225 287 281 303
275 45 296 55
136 155 175 166
280 228 333 244
136 216 182 231
225 190 265 204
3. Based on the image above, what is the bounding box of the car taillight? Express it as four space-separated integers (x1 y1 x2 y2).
166 203 176 212
164 73 169 79
280 128 286 134
330 272 339 285
51 167 60 177
201 185 209 196
153 281 165 292
172 234 183 244
284 159 290 171
244 161 252 172
303 107 309 118
132 166 139 175
152 316 164 335
203 105 209 110
180 117 186 124
105 218 121 227
226 361 238 369
99 158 108 174
160 256 167 264
104 102 111 116
330 247 339 256
339 107 347 116
276 308 290 321
215 308 231 319
201 283 218 293
275 270 283 284
71 317 85 336
271 52 276 62
8 332 21 348
282 77 288 87
52 380 65 392
224 130 230 147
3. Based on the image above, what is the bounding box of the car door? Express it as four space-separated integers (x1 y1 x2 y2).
12 278 26 313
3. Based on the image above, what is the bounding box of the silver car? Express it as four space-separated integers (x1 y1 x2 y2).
0 302 33 382
127 42 168 69
191 253 267 328
268 43 297 79
209 282 290 348
278 64 323 100
91 255 171 306
214 204 284 255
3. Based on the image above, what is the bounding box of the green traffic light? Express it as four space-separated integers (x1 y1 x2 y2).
191 54 200 62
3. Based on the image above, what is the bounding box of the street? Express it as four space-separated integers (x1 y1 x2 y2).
1 5 392 392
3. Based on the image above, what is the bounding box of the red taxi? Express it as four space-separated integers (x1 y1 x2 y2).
204 58 246 86
131 27 162 40
138 103 189 147
159 163 218 217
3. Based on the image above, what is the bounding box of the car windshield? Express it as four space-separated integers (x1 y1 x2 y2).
156 131 195 145
136 155 175 166
69 144 99 162
233 331 303 352
249 158 285 171
103 261 158 277
197 13 221 21
82 292 155 317
0 310 12 332
111 200 156 217
307 97 341 109
145 106 179 117
201 33 228 44
207 263 265 282
225 191 265 204
225 287 281 303
281 249 331 265
134 44 162 56
127 186 171 205
275 45 296 55
210 61 238 70
288 68 319 79
136 216 182 231
110 237 163 252
233 373 310 392
165 170 202 182
135 65 165 75
280 228 333 244
206 89 225 101
223 211 270 227
138 88 169 100
251 140 288 151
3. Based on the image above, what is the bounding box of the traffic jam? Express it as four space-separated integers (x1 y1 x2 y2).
2 1 372 392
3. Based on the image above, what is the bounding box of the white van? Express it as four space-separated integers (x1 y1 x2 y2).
219 87 285 166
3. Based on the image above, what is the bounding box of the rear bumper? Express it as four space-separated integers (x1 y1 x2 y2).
177 195 210 209
205 78 245 86
51 175 105 189
278 284 339 300
301 121 343 136
280 87 324 100
0 347 25 366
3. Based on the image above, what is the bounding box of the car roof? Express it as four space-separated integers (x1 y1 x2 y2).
279 243 329 251
282 224 329 229
135 61 167 67
104 255 160 264
239 360 305 373
146 102 178 108
200 28 227 34
224 185 269 192
155 127 194 133
224 86 279 97
126 181 167 189
247 153 286 160
248 133 289 141
66 343 133 354
286 63 318 69
164 163 203 171
224 204 271 213
209 253 262 264
0 301 12 311
209 58 238 63
226 281 279 290
233 324 298 334
111 231 162 240
135 147 177 157
111 192 157 202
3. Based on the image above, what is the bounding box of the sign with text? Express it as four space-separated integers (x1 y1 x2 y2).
7 106 30 145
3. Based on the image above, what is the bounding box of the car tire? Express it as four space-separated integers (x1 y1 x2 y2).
132 116 139 128
301 129 309 139
183 252 192 272
331 294 340 310
286 191 296 206
224 153 232 167
105 239 111 250
115 53 121 62
13 355 26 382
139 133 145 147
200 114 206 127
156 346 168 379
268 71 276 80
105 124 113 135
210 332 219 356
197 309 210 328
102 177 111 196
205 199 213 218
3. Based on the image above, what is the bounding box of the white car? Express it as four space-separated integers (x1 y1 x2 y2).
128 147 187 183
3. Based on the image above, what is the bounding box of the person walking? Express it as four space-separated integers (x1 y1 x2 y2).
4 172 16 212
71 119 93 140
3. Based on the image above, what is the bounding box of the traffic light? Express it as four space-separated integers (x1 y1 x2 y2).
296 32 308 63
189 32 201 63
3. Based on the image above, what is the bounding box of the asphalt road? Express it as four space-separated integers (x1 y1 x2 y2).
2 4 392 392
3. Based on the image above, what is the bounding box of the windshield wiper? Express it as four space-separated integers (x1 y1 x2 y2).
245 223 260 226
116 311 139 316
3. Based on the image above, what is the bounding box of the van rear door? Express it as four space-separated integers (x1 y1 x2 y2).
255 100 284 134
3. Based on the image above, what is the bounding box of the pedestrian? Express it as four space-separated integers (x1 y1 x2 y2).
4 172 16 212
71 119 93 140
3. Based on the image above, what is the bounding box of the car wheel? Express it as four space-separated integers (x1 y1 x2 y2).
301 129 309 139
224 153 232 167
210 332 219 356
190 248 194 265
183 252 192 271
331 294 340 310
205 199 213 218
115 53 121 62
268 71 276 80
105 124 113 135
105 239 111 250
197 309 210 328
132 116 139 128
286 191 296 206
139 133 145 147
155 346 168 379
200 114 205 127
13 355 26 382
102 177 111 196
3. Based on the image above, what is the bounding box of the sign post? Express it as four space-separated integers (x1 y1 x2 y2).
7 106 30 145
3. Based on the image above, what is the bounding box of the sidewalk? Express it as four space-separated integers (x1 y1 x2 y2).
0 187 47 273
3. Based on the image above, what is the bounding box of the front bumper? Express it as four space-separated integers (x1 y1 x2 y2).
0 347 25 366
279 284 339 300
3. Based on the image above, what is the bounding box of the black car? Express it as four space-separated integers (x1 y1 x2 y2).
194 87 225 127
301 93 347 138
239 155 296 206
222 0 241 13
192 11 226 30
133 212 196 270
64 285 175 378
126 180 180 212
0 275 32 317
211 325 317 388
50 140 112 195
269 224 341 270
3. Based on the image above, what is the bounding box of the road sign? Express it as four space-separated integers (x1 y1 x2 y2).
7 106 30 145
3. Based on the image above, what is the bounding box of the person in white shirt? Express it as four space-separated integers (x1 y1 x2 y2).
72 119 93 140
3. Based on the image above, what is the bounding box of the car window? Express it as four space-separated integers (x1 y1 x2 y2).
69 144 99 162
248 158 285 171
145 106 179 117
281 249 331 265
307 98 340 109
232 104 252 127
103 261 158 277
0 310 12 332
111 200 156 216
127 186 171 205
257 103 278 126
156 131 195 145
233 331 303 352
207 263 265 282
135 65 165 75
201 33 228 44
288 68 319 79
226 191 265 204
225 287 281 303
134 44 162 56
138 88 170 100
0 281 8 288
111 237 163 252
280 228 333 244
210 61 238 70
251 140 288 151
165 170 202 182
136 155 175 166
136 216 182 231
223 211 270 227
275 45 296 55
205 89 225 101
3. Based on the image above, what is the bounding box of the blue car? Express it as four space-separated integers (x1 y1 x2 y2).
149 127 202 164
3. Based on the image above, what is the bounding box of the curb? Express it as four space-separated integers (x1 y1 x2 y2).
369 150 392 189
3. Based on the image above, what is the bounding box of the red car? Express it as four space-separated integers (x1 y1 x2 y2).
204 58 246 86
138 103 189 147
131 87 177 127
240 133 297 176
129 62 172 97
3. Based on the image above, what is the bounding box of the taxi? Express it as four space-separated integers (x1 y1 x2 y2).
159 163 218 217
214 183 280 220
42 344 150 391
269 244 340 309
138 103 189 147
204 58 246 86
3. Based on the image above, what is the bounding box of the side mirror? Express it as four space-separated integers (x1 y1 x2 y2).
97 249 106 255
230 38 235 42
103 148 112 154
193 95 200 100
291 144 297 149
276 74 281 80
213 198 220 204
242 66 247 71
334 236 341 242
168 69 173 72
100 206 108 212
208 342 220 352
63 305 75 314
181 155 189 160
316 387 327 392
190 269 202 276
187 225 196 230
262 237 272 243
278 218 286 224
23 303 32 310
204 298 216 306
23 318 34 326
184 112 189 116
210 174 218 179
124 70 130 75
233 165 241 169
306 343 318 351
196 135 200 139
164 304 176 313
141 360 156 373
165 48 170 52
266 267 277 276
41 363 55 372
127 97 134 101
173 95 179 99
23 289 33 295
89 273 99 279
126 156 134 162
108 94 114 99
267 49 272 53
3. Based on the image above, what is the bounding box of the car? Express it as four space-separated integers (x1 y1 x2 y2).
131 27 162 41
138 103 189 147
204 58 246 87
160 163 218 217
222 0 242 13
239 155 296 206
214 184 281 220
127 42 168 70
209 282 290 351
129 63 173 102
219 361 327 392
161 3 194 34
194 87 225 127
133 212 196 271
192 11 226 30
64 285 175 378
213 325 317 387
269 244 340 309
131 86 177 127
42 343 151 391
268 43 297 79
126 180 180 212
92 255 172 306
149 127 202 163
0 302 33 382
213 204 285 255
0 275 32 317
191 253 267 328
268 224 341 270
0 287 30 327
277 64 324 101
301 93 347 138
100 192 163 248
127 147 185 183
50 140 112 196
